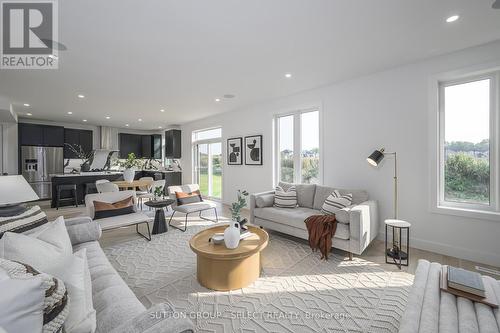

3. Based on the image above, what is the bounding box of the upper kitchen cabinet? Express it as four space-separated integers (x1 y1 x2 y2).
152 134 162 159
64 128 93 158
165 129 181 158
19 123 64 147
119 133 142 158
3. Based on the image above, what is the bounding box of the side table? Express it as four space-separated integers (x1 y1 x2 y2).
385 219 411 269
145 198 175 235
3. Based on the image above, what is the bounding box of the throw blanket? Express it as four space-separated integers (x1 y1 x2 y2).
304 215 337 260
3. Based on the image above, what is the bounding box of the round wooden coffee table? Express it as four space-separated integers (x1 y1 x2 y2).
189 225 268 291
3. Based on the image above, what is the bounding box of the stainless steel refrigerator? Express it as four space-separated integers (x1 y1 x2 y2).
21 146 63 199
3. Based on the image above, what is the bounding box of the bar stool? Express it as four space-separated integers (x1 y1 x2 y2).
56 184 78 210
85 183 98 196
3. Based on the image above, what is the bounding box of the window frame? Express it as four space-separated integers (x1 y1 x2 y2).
191 127 223 201
273 107 322 185
435 70 500 216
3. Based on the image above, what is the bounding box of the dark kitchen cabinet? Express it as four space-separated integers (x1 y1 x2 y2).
165 129 181 158
119 133 162 159
119 133 142 158
64 128 93 158
19 123 64 147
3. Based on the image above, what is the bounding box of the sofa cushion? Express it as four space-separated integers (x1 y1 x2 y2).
313 185 368 209
0 205 48 239
274 186 297 208
255 193 274 208
73 241 145 333
95 212 151 231
173 201 216 213
334 207 350 224
279 182 316 208
321 191 353 215
254 207 350 240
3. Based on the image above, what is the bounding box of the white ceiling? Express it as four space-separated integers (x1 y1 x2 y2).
1 0 500 130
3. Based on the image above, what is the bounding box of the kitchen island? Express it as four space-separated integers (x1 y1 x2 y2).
50 170 182 208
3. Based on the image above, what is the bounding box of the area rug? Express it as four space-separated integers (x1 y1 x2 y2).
103 219 414 333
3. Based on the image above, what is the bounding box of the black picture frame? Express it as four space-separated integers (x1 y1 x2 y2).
244 135 263 165
227 137 243 165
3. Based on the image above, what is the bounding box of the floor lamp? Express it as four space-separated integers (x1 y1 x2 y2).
366 148 401 258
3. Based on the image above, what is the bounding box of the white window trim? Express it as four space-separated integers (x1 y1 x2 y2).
191 127 222 201
429 63 500 221
273 106 323 186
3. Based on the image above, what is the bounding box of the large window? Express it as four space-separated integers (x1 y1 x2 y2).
439 73 498 212
275 109 320 184
192 128 222 199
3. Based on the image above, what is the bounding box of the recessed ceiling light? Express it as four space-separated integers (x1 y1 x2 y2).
77 94 85 99
158 126 162 129
105 116 110 119
125 124 129 127
223 94 235 99
26 112 32 116
215 98 221 102
160 109 165 112
446 15 459 23
67 111 73 115
138 118 142 122
23 103 30 107
82 119 87 122
285 73 292 78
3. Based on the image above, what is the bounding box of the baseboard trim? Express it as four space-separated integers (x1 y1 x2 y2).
376 233 500 267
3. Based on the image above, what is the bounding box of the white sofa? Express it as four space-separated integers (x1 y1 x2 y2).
85 190 153 240
399 260 500 333
64 217 194 333
249 182 378 257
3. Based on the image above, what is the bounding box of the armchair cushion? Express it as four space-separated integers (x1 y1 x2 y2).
94 196 135 220
173 201 216 214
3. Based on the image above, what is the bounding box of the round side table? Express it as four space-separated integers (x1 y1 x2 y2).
384 219 411 269
145 198 175 235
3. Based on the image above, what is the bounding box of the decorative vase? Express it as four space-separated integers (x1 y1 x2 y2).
224 222 240 249
123 168 135 182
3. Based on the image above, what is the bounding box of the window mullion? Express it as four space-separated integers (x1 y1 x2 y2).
293 113 301 183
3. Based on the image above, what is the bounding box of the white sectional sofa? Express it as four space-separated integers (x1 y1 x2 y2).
249 182 378 257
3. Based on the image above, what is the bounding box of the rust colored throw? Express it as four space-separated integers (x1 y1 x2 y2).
304 215 337 260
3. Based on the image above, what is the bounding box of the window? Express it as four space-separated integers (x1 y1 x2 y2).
275 109 321 184
439 72 499 213
192 128 222 199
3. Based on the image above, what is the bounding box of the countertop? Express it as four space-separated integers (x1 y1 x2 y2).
50 170 181 178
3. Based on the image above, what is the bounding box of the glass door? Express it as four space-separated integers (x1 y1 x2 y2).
194 142 222 199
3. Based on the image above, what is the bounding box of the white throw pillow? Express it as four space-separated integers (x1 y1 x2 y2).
0 216 72 271
321 190 353 215
274 186 297 208
45 248 96 333
0 270 45 333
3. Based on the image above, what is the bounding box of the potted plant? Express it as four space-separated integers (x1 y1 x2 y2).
230 190 249 223
153 186 164 200
116 153 141 182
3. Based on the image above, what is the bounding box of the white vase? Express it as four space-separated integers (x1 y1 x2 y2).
224 222 240 249
123 168 135 182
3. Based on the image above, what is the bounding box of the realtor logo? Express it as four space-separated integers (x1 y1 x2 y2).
1 0 58 69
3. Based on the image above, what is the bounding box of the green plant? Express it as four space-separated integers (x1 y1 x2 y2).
153 186 164 199
115 153 142 169
230 190 249 222
445 152 489 203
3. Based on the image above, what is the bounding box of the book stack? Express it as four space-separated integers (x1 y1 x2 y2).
440 265 498 308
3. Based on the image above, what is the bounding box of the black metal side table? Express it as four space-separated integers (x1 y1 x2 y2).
385 219 411 269
145 198 175 235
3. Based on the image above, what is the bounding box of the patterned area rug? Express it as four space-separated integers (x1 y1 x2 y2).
103 219 414 333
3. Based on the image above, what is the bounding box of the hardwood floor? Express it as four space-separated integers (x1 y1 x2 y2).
39 199 500 279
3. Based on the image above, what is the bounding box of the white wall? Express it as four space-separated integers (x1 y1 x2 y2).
181 40 500 266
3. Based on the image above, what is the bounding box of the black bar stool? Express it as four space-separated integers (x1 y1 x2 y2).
56 184 78 210
85 183 98 196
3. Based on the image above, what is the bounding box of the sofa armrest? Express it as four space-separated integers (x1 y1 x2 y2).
64 216 102 245
109 302 194 333
249 190 275 223
348 200 378 255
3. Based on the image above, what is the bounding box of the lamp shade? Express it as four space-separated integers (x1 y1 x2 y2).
367 149 385 166
0 175 39 206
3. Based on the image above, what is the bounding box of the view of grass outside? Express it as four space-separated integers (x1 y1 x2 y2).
199 171 222 198
196 143 222 199
444 141 489 204
443 79 490 205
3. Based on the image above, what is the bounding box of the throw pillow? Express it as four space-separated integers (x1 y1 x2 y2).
321 190 353 215
274 186 297 208
0 205 48 239
175 190 203 205
0 258 69 333
45 248 96 333
0 219 72 272
0 269 45 333
93 196 135 220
